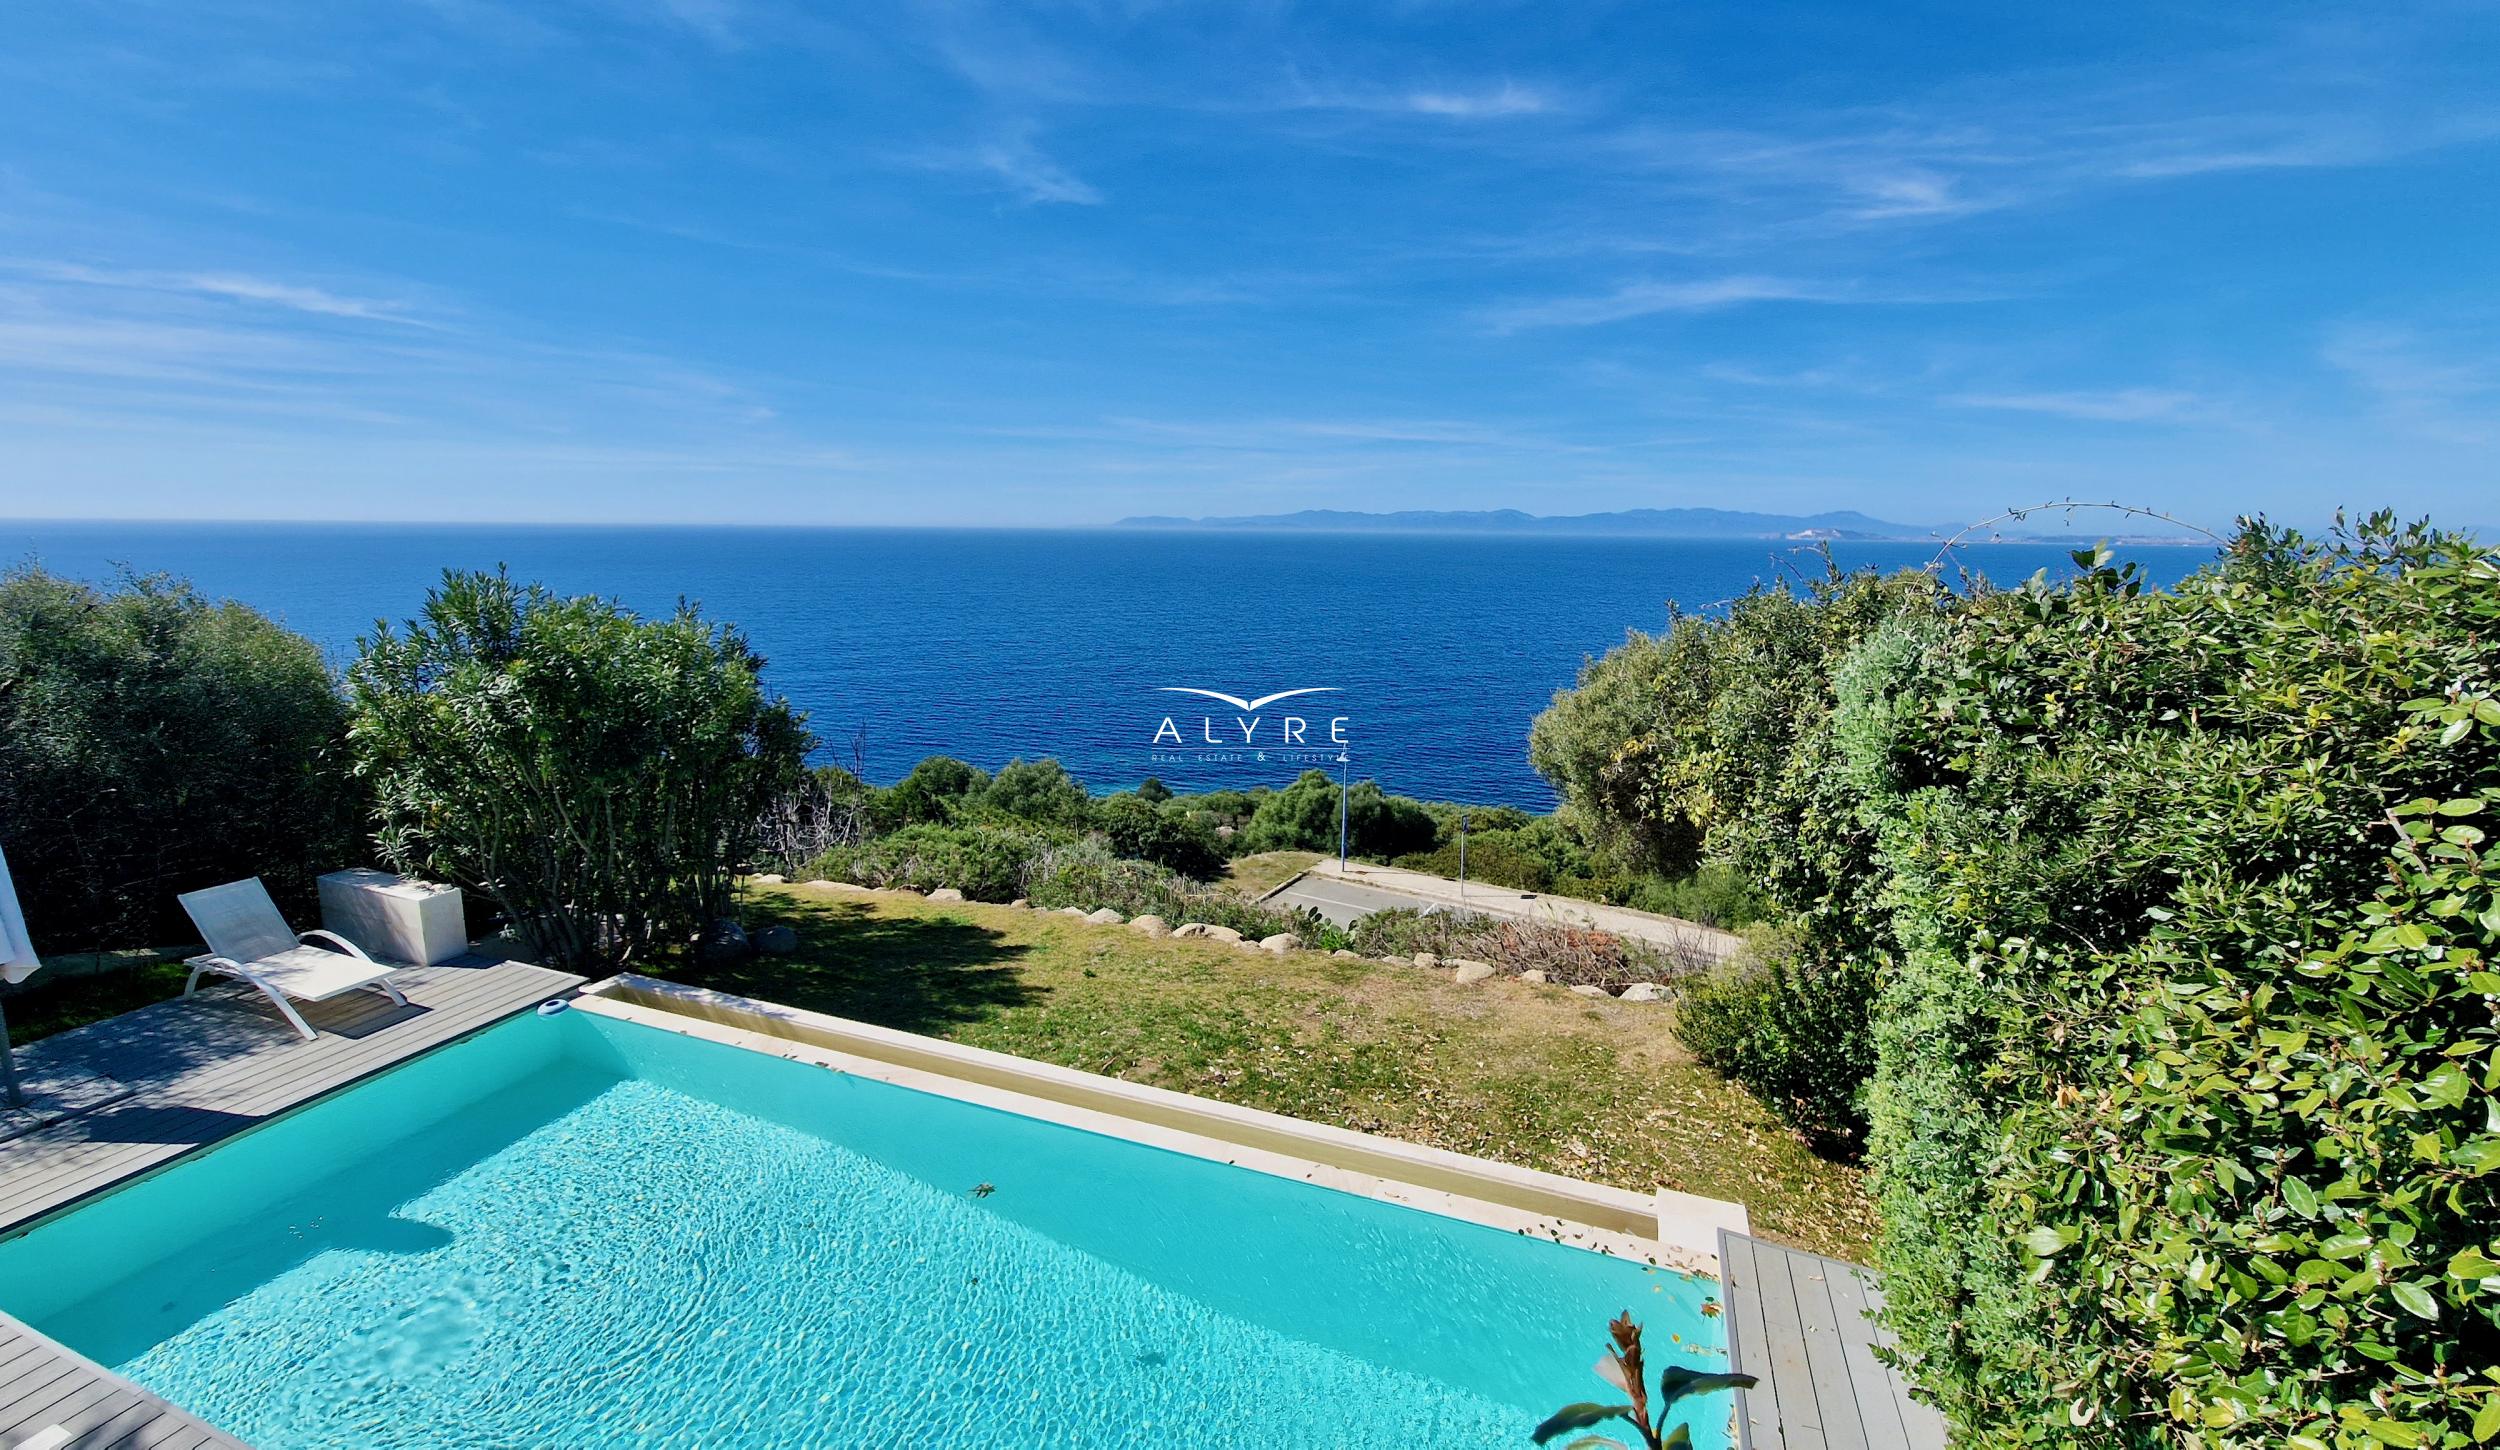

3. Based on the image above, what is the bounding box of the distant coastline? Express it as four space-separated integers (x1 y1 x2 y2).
1113 506 2207 545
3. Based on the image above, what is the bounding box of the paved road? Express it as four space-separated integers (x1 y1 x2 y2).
1268 871 1487 928
1268 859 1746 967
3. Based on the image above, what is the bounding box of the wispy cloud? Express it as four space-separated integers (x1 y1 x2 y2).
5 260 432 325
1403 81 1552 119
911 126 1103 205
1946 388 2209 423
1483 275 1900 331
2322 322 2499 444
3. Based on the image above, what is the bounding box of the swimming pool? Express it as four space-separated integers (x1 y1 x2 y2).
0 1008 1730 1448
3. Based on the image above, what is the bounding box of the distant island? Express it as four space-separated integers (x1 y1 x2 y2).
1114 506 2207 544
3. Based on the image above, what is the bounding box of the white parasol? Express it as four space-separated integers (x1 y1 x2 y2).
0 841 40 1106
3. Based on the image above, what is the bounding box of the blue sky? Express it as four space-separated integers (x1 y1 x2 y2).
0 2 2494 530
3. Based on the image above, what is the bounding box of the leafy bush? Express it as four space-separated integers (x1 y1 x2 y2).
1841 522 2500 1446
1392 835 1556 893
1622 864 1769 931
977 757 1095 828
348 569 810 970
1238 770 1436 858
805 822 1052 902
1093 793 1226 879
869 755 989 830
0 566 364 952
1671 929 1875 1153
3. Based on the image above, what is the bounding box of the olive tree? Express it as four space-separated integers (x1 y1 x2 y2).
347 570 810 971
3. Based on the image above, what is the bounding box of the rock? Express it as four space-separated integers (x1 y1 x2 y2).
1215 824 1235 838
751 873 786 885
1057 905 1088 918
1085 908 1125 925
751 924 799 955
890 887 924 898
1007 899 1030 909
1569 984 1611 999
1451 960 1496 986
695 918 750 968
1619 981 1668 1002
1412 952 1440 970
1129 915 1171 937
1173 923 1244 944
1258 932 1300 953
1519 969 1549 984
802 878 834 888
1331 949 1360 959
927 888 965 903
823 881 867 892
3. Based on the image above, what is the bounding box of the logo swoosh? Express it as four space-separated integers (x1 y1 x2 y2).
1157 686 1339 712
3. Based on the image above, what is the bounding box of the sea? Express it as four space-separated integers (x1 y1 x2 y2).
2 523 2213 810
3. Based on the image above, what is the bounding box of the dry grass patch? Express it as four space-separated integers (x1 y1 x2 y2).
1218 850 1320 899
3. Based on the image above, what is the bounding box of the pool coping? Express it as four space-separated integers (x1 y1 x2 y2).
577 974 1749 1275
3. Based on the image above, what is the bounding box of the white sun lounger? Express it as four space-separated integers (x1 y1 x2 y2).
176 878 409 1041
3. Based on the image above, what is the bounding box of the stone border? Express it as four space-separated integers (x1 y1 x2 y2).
575 974 1748 1273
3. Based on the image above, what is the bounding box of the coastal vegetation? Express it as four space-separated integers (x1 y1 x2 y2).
347 568 812 973
1532 517 2500 1448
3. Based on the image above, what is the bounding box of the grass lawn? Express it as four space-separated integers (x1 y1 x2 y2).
672 883 1877 1260
1220 850 1321 899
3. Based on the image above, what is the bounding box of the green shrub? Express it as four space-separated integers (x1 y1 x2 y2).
977 757 1095 828
1094 794 1227 879
870 755 989 830
805 823 1051 902
1239 770 1436 858
349 569 811 970
1844 522 2500 1447
0 567 362 951
1392 835 1554 893
1671 929 1875 1153
1624 864 1769 930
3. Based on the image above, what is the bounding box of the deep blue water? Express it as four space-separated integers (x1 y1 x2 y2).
3 523 2212 808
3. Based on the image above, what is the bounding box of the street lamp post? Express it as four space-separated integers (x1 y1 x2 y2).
1336 749 1351 871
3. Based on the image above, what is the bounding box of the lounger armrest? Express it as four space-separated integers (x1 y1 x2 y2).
298 929 379 963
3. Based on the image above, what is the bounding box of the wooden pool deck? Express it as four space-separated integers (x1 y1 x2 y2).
1719 1230 1950 1450
0 957 580 1449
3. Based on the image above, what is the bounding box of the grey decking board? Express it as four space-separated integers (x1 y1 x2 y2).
0 961 579 1450
1723 1232 1773 1450
0 963 578 1234
1718 1232 1947 1450
1750 1233 1828 1450
1824 1260 1914 1450
1783 1251 1872 1450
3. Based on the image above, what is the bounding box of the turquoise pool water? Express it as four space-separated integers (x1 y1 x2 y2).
0 1010 1730 1448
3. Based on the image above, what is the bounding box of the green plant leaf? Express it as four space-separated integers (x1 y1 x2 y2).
2472 1392 2500 1443
2389 1281 2440 1321
1654 1366 1760 1410
1533 1403 1634 1444
2281 1178 2319 1217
